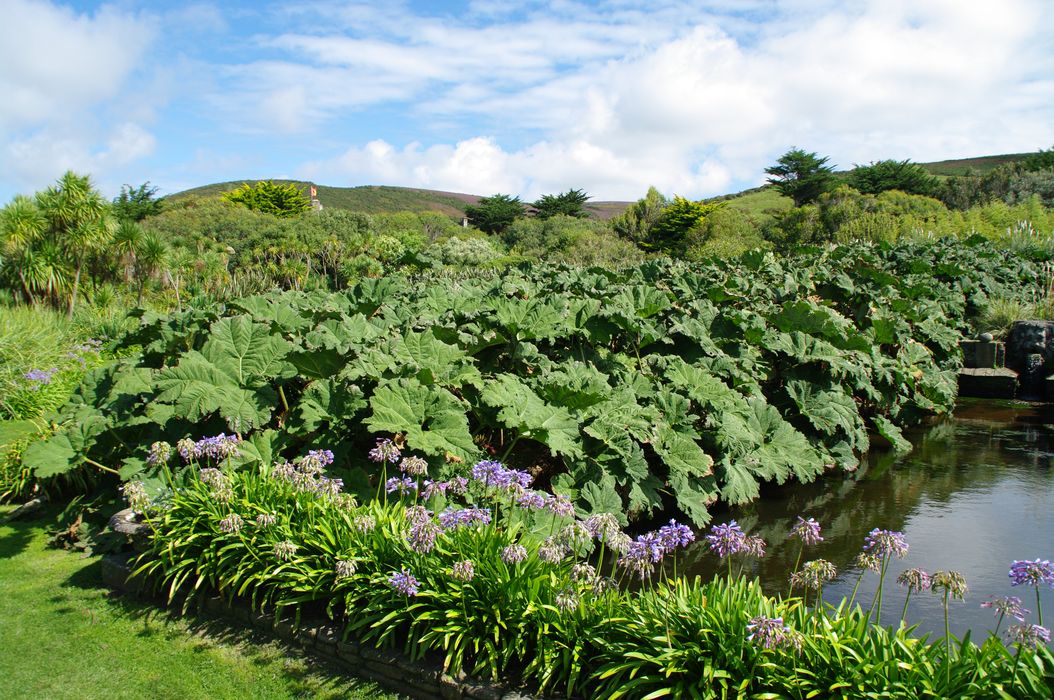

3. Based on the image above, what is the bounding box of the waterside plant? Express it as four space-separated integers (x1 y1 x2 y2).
126 441 1054 699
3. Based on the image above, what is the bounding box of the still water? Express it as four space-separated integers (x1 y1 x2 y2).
680 399 1054 640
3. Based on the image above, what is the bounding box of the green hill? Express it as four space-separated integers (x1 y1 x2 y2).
169 152 1035 220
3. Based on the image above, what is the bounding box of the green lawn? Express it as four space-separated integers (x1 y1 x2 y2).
0 506 398 700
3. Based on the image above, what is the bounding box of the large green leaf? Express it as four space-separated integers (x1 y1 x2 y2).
200 315 294 384
480 374 583 460
366 379 478 462
23 434 77 478
0 420 39 448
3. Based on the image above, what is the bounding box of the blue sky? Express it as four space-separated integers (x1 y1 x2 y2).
2 0 1053 203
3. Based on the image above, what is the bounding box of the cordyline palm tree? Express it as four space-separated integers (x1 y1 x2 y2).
135 232 167 306
0 195 47 304
112 220 145 284
36 171 117 317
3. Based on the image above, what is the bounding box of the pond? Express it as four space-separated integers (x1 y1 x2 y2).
680 399 1054 640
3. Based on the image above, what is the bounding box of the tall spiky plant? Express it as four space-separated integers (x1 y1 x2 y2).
0 195 47 304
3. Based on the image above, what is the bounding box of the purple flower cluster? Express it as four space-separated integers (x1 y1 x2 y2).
1009 559 1054 588
981 596 1029 622
746 616 802 652
218 513 244 534
706 521 747 558
555 587 580 612
863 528 908 559
24 367 59 386
146 441 172 466
658 519 695 550
178 434 242 462
388 568 419 596
897 568 932 593
790 516 823 546
335 559 357 579
386 477 418 495
298 449 335 473
369 438 401 464
438 507 492 531
1006 623 1051 650
930 570 969 600
420 477 469 500
501 544 528 564
790 559 837 591
274 540 298 561
408 517 441 554
399 455 429 477
451 560 475 582
120 481 150 513
256 513 277 528
470 460 533 492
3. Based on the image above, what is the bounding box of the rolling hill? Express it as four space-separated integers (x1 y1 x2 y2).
168 152 1035 220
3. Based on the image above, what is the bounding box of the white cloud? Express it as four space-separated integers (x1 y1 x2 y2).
290 0 1054 198
0 0 154 132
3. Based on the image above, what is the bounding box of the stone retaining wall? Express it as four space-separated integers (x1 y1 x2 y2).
101 551 542 700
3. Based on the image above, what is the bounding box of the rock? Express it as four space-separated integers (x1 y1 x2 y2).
979 332 994 342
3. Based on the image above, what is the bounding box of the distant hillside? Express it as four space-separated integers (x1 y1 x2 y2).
169 153 1035 220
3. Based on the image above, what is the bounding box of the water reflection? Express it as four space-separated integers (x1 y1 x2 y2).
681 399 1054 639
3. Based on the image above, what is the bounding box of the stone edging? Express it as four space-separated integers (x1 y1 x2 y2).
101 518 543 700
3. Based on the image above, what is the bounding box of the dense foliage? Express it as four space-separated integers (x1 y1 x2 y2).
18 237 1042 526
765 148 837 207
464 194 526 234
532 189 590 219
128 449 1054 699
221 181 311 218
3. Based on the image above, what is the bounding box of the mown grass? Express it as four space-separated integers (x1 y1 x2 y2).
0 506 398 700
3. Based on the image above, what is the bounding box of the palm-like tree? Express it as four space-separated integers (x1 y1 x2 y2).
0 195 47 303
112 220 145 284
135 232 167 306
36 171 116 316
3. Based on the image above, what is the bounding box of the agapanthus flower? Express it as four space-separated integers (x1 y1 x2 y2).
571 563 598 583
790 559 837 591
199 468 228 490
274 540 298 561
313 476 344 498
120 480 150 513
451 560 475 582
386 476 418 495
335 559 357 579
706 521 747 558
218 513 244 534
408 518 441 554
658 519 696 551
24 367 59 386
501 544 528 564
470 460 504 485
981 595 1029 622
747 616 802 652
438 507 491 531
405 505 430 526
146 441 173 466
369 438 401 464
545 494 575 517
255 513 277 528
863 528 909 559
399 455 429 477
1009 559 1054 588
421 480 447 500
558 522 593 551
271 461 297 481
176 437 199 462
585 513 622 543
333 493 358 510
195 433 241 460
298 449 335 474
388 568 419 596
353 515 376 533
555 587 580 612
607 532 633 555
855 552 882 573
1006 623 1051 649
790 516 823 546
897 568 932 593
930 570 969 600
744 535 767 558
617 533 664 580
446 477 469 495
537 536 569 564
516 490 548 511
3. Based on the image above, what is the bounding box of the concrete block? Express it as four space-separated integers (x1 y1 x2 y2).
958 367 1018 399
